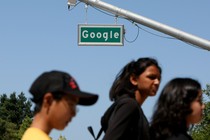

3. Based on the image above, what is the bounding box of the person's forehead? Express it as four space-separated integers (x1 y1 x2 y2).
63 94 79 103
145 65 159 71
142 65 161 75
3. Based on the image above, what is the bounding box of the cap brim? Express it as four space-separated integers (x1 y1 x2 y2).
65 90 98 106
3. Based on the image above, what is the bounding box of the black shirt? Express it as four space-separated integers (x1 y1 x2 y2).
166 133 193 140
103 95 150 140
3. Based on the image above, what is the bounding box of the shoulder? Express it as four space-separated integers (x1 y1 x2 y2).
118 96 138 106
21 127 51 140
115 97 139 113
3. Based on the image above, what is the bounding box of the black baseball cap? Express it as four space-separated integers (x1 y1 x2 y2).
29 70 98 106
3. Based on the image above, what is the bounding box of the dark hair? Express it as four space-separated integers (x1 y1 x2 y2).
32 92 64 115
150 78 201 139
109 57 161 101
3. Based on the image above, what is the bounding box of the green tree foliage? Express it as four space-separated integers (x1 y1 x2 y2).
0 92 33 140
0 118 18 140
0 92 33 126
190 84 210 140
57 135 67 140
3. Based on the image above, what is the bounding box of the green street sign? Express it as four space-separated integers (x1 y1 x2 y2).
78 24 124 46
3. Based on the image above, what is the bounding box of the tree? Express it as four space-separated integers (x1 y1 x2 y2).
0 92 33 126
57 135 67 140
0 92 33 139
0 118 18 140
190 84 210 140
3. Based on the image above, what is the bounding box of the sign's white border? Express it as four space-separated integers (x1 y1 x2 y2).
78 24 124 46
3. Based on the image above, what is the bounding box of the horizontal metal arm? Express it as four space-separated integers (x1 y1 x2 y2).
79 0 210 51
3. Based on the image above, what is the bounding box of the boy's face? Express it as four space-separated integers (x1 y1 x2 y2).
47 94 79 130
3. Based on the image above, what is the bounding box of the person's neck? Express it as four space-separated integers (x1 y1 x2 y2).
135 91 148 106
30 113 51 135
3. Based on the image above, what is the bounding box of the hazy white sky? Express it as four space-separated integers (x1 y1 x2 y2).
1 0 210 139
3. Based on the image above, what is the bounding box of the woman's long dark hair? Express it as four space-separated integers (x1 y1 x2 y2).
150 78 201 139
109 57 161 101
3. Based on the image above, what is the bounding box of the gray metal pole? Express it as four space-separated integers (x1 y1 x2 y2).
78 0 210 51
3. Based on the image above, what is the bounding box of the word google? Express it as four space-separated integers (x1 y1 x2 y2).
82 30 119 41
78 24 124 46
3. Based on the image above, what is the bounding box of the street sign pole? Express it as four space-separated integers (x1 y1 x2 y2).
78 0 210 51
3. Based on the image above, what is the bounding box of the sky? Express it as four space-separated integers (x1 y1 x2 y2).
1 0 210 139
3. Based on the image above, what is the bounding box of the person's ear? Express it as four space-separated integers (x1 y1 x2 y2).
43 93 54 107
130 75 138 86
42 93 54 114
